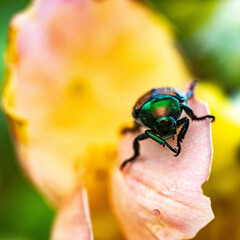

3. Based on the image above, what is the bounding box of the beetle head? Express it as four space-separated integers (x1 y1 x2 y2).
153 116 176 139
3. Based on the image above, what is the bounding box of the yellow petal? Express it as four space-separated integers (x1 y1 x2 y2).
196 83 240 195
111 98 214 239
194 83 240 240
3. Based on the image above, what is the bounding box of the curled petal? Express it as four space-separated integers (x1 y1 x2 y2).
111 99 214 240
51 188 93 240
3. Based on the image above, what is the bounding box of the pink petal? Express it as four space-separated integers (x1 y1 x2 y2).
111 99 214 240
51 188 93 240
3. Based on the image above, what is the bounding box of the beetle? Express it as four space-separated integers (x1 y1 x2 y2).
120 80 215 170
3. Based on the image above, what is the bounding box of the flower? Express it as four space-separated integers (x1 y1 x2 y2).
194 83 240 240
111 98 214 240
2 0 214 239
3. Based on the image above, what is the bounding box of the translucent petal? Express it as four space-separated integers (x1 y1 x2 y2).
51 188 93 240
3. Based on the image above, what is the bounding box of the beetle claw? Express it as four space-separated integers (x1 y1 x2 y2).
174 151 179 157
174 145 181 156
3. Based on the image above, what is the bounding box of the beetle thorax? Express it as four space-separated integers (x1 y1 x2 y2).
136 95 182 129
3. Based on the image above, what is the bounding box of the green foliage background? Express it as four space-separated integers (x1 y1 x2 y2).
147 0 240 94
0 1 54 240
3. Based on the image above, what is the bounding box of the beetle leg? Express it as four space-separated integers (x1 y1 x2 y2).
120 133 148 170
181 104 215 122
121 121 141 134
185 79 197 103
175 117 190 156
145 130 177 154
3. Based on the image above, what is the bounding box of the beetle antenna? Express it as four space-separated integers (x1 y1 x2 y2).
186 79 198 103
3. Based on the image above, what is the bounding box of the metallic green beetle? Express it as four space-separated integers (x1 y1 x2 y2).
120 80 215 170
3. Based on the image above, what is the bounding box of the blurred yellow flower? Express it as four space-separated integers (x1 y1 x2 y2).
1 0 218 239
194 83 240 240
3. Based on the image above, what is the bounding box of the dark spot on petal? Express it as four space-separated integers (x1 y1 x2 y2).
152 209 161 216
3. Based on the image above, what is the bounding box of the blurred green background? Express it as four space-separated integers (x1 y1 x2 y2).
148 0 240 94
0 0 54 240
0 0 239 239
